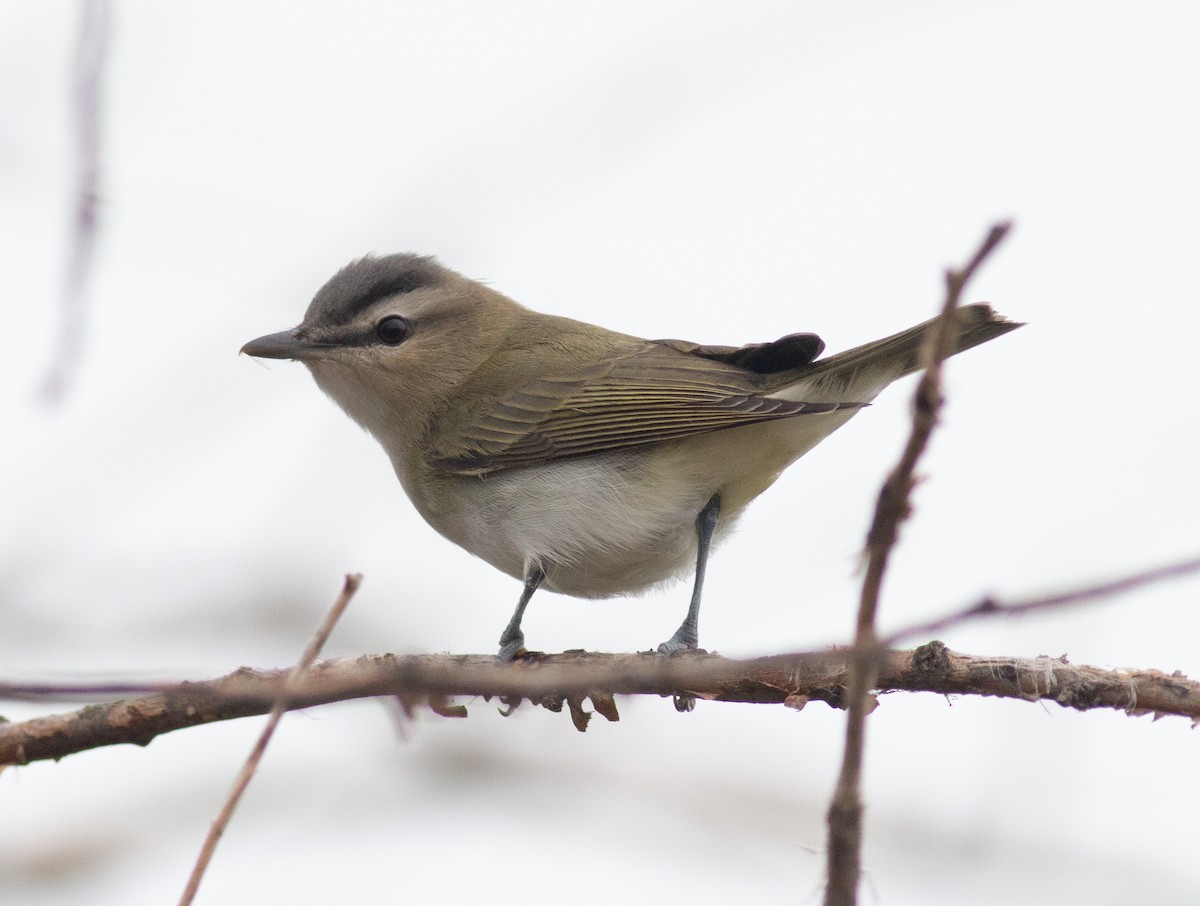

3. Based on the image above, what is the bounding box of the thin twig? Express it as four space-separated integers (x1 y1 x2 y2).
883 553 1200 646
41 0 110 404
177 573 361 906
824 222 1011 906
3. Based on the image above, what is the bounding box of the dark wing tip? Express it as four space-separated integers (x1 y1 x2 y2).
659 332 826 374
727 332 825 373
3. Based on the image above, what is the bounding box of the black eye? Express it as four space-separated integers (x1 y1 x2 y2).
375 315 410 345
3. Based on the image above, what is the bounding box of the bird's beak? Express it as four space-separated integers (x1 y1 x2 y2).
241 328 325 361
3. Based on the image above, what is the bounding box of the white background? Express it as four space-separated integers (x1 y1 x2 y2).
3 2 1199 903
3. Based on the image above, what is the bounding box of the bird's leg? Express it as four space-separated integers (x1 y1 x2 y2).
658 494 721 655
496 566 544 662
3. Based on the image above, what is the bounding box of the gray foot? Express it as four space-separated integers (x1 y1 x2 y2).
656 626 698 655
496 630 526 663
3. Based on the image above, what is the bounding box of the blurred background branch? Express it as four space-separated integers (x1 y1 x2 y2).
39 0 110 404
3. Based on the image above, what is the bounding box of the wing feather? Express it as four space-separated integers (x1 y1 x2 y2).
433 343 860 475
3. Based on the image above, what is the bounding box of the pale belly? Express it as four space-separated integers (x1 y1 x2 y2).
408 409 860 598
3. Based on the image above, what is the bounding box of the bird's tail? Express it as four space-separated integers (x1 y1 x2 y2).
771 303 1022 403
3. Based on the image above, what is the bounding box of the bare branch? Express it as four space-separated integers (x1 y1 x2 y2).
825 222 1011 906
177 574 361 906
1 643 1196 766
883 553 1200 646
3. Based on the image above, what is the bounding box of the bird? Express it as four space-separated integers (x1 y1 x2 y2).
242 253 1020 663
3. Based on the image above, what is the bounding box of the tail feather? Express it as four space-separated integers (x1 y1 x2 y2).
769 303 1022 403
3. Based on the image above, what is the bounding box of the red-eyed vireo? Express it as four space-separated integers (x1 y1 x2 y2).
243 254 1020 661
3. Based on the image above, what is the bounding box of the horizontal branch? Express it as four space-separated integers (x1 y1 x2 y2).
2 642 1196 764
